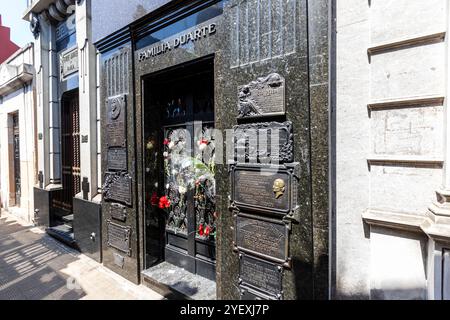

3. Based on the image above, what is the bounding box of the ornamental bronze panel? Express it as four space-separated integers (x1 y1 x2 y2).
106 95 127 148
103 172 132 206
239 254 282 298
235 214 288 263
230 163 299 221
107 147 127 171
237 73 285 119
106 220 131 256
233 121 293 164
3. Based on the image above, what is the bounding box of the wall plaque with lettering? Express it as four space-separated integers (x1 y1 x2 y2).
110 203 127 222
103 172 132 206
106 220 131 256
60 47 78 78
233 121 293 164
239 254 282 298
230 163 300 221
237 73 285 118
106 95 127 148
235 214 289 264
107 147 127 171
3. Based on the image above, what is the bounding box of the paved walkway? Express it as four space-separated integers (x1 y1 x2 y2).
0 210 163 300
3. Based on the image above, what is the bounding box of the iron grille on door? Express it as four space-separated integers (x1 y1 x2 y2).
58 92 81 213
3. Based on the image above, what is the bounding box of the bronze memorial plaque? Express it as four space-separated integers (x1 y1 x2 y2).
233 121 293 164
106 94 127 148
103 172 132 206
239 254 282 298
107 147 127 171
231 163 299 219
236 214 288 263
237 73 285 118
106 220 131 256
110 203 127 222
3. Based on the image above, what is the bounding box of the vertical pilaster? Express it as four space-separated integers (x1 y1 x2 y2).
35 14 51 187
48 22 61 185
76 0 98 200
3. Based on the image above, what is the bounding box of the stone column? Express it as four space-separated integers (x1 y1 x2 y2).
35 14 51 187
76 0 98 200
48 21 61 186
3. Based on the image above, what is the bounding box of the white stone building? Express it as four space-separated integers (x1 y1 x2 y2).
334 0 450 299
0 44 36 222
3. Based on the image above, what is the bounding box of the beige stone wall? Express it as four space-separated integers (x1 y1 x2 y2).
335 0 447 299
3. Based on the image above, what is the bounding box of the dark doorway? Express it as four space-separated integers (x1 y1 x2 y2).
47 90 80 246
143 57 216 281
12 113 21 207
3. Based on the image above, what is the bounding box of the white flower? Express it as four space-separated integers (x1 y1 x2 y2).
199 143 207 151
178 185 187 194
163 151 169 157
154 182 158 188
168 141 175 149
166 183 170 189
172 169 178 175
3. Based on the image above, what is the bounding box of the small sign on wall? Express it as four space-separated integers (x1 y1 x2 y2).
60 47 78 79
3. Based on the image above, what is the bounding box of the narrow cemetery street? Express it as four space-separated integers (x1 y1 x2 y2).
0 211 163 300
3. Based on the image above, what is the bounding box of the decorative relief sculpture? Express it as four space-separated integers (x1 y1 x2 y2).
237 73 285 118
233 121 294 164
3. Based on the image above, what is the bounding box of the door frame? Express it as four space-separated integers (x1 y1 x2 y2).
141 55 217 279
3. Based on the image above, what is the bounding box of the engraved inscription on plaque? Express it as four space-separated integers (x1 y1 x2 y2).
238 73 285 118
110 203 127 222
107 148 127 171
233 121 293 164
106 95 127 148
236 214 288 263
231 163 300 221
239 254 282 297
107 220 131 256
103 172 132 206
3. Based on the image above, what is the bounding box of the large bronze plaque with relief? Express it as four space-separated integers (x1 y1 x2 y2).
103 172 132 206
106 94 127 147
239 254 282 298
231 163 299 220
235 214 288 263
237 73 285 119
232 121 293 164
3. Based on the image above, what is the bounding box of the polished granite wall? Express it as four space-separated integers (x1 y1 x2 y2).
97 0 330 299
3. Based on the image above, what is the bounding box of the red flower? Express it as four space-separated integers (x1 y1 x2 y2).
204 225 211 236
151 192 159 206
200 138 208 145
198 223 204 236
163 138 170 145
158 196 170 209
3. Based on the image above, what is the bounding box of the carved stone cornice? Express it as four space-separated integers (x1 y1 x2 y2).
362 206 450 244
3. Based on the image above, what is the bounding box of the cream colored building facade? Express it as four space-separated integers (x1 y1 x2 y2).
0 44 36 222
335 0 450 299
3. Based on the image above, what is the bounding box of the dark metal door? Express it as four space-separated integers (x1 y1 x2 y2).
12 114 20 207
59 92 81 214
144 59 216 280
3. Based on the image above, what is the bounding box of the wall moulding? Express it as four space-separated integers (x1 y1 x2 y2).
367 32 446 56
367 96 445 112
367 155 444 168
362 209 450 244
